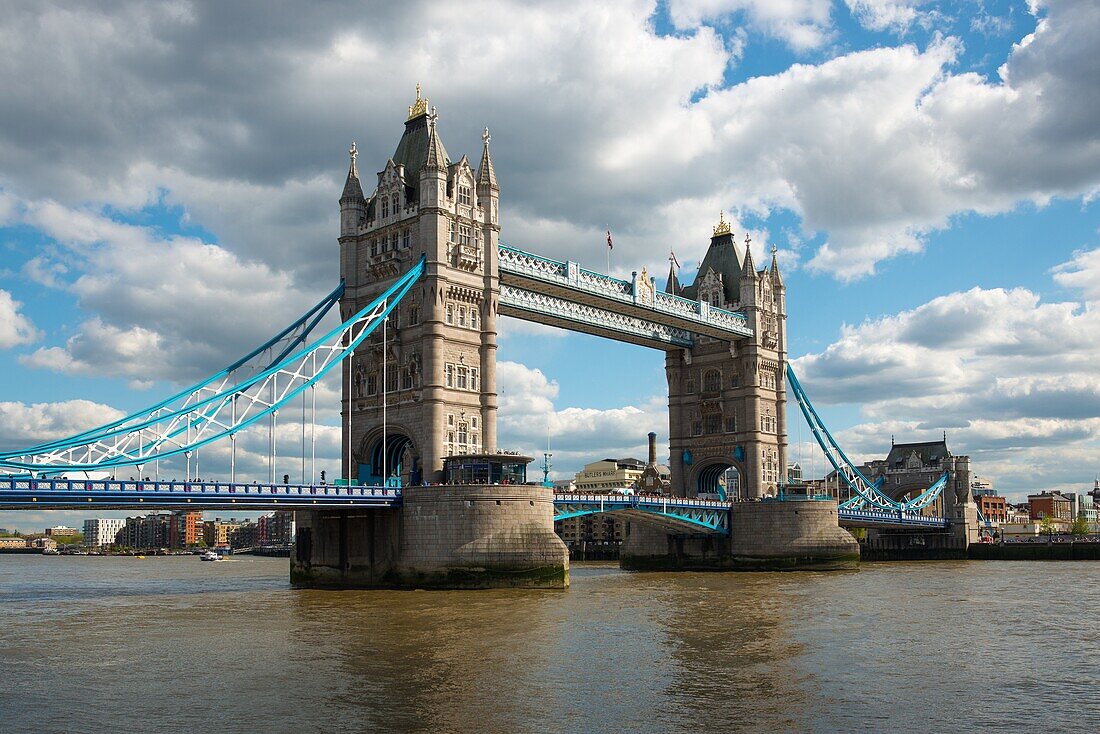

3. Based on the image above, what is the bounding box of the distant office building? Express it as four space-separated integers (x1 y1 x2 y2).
44 525 80 538
83 518 126 548
971 476 995 497
0 537 27 549
1028 492 1073 521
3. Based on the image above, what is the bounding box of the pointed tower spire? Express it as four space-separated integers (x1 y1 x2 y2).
665 251 681 294
341 141 364 200
477 127 498 191
741 234 756 278
770 243 784 287
424 106 448 169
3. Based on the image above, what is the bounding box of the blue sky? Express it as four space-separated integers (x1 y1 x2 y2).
1 0 1098 530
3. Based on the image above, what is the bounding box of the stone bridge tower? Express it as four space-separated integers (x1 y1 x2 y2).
338 87 500 484
664 214 788 499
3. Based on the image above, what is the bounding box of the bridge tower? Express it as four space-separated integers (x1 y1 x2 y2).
338 87 500 485
665 215 787 498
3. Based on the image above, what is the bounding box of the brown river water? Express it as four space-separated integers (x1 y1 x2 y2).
1 556 1097 733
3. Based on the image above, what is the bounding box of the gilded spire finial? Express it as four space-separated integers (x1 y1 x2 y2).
771 243 777 255
349 141 358 162
713 210 731 237
408 83 428 119
483 127 491 145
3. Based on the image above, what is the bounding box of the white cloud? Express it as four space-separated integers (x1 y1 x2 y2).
669 0 834 51
0 289 39 348
794 246 1100 494
0 399 125 451
497 360 669 475
844 0 929 34
0 1 1095 285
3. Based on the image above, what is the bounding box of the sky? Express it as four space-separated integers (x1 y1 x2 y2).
1 0 1098 530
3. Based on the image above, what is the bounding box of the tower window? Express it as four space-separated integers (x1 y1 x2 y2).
445 364 454 388
392 193 400 213
704 414 722 435
367 374 377 395
402 229 410 249
446 304 454 324
459 186 471 206
456 366 468 390
382 198 389 218
703 370 721 392
458 307 467 327
449 221 456 242
470 309 479 330
470 368 478 391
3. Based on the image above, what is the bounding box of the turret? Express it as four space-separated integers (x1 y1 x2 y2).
340 142 365 237
420 107 449 210
476 127 499 225
740 236 757 307
770 244 784 290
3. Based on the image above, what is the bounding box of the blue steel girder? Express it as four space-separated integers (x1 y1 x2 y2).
500 284 695 350
837 506 949 529
553 493 731 534
0 476 403 511
498 244 752 344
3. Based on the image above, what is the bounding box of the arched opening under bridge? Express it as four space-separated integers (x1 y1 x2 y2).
362 431 418 486
692 459 743 501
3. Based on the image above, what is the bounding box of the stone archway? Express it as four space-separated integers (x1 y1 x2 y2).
691 458 744 500
358 426 419 486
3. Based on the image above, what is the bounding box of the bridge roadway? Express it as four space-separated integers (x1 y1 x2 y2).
0 477 947 530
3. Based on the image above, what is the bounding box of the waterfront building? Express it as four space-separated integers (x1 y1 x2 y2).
1069 493 1096 523
28 537 57 551
574 458 647 491
975 494 1008 524
0 537 27 549
204 519 244 548
230 522 259 550
554 514 625 549
83 518 126 548
168 511 203 548
1028 491 1073 521
44 525 80 538
120 514 172 549
258 511 296 546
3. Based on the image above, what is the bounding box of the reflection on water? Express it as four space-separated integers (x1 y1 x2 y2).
1 556 1097 733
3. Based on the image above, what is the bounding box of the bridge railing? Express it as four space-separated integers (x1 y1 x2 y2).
553 491 732 508
0 476 403 499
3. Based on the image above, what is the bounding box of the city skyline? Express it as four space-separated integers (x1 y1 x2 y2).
1 1 1099 535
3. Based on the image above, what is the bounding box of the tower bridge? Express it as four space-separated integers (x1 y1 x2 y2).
0 88 980 586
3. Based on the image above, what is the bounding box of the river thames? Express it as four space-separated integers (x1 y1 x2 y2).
1 556 1096 733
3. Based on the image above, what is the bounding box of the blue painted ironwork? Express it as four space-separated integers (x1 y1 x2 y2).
0 475 402 510
0 259 425 476
786 364 948 513
0 282 346 459
552 492 730 534
837 506 948 529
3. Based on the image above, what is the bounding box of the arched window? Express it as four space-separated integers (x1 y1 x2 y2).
392 193 400 213
703 370 721 392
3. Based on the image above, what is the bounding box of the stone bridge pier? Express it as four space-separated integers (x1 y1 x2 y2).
291 485 568 589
